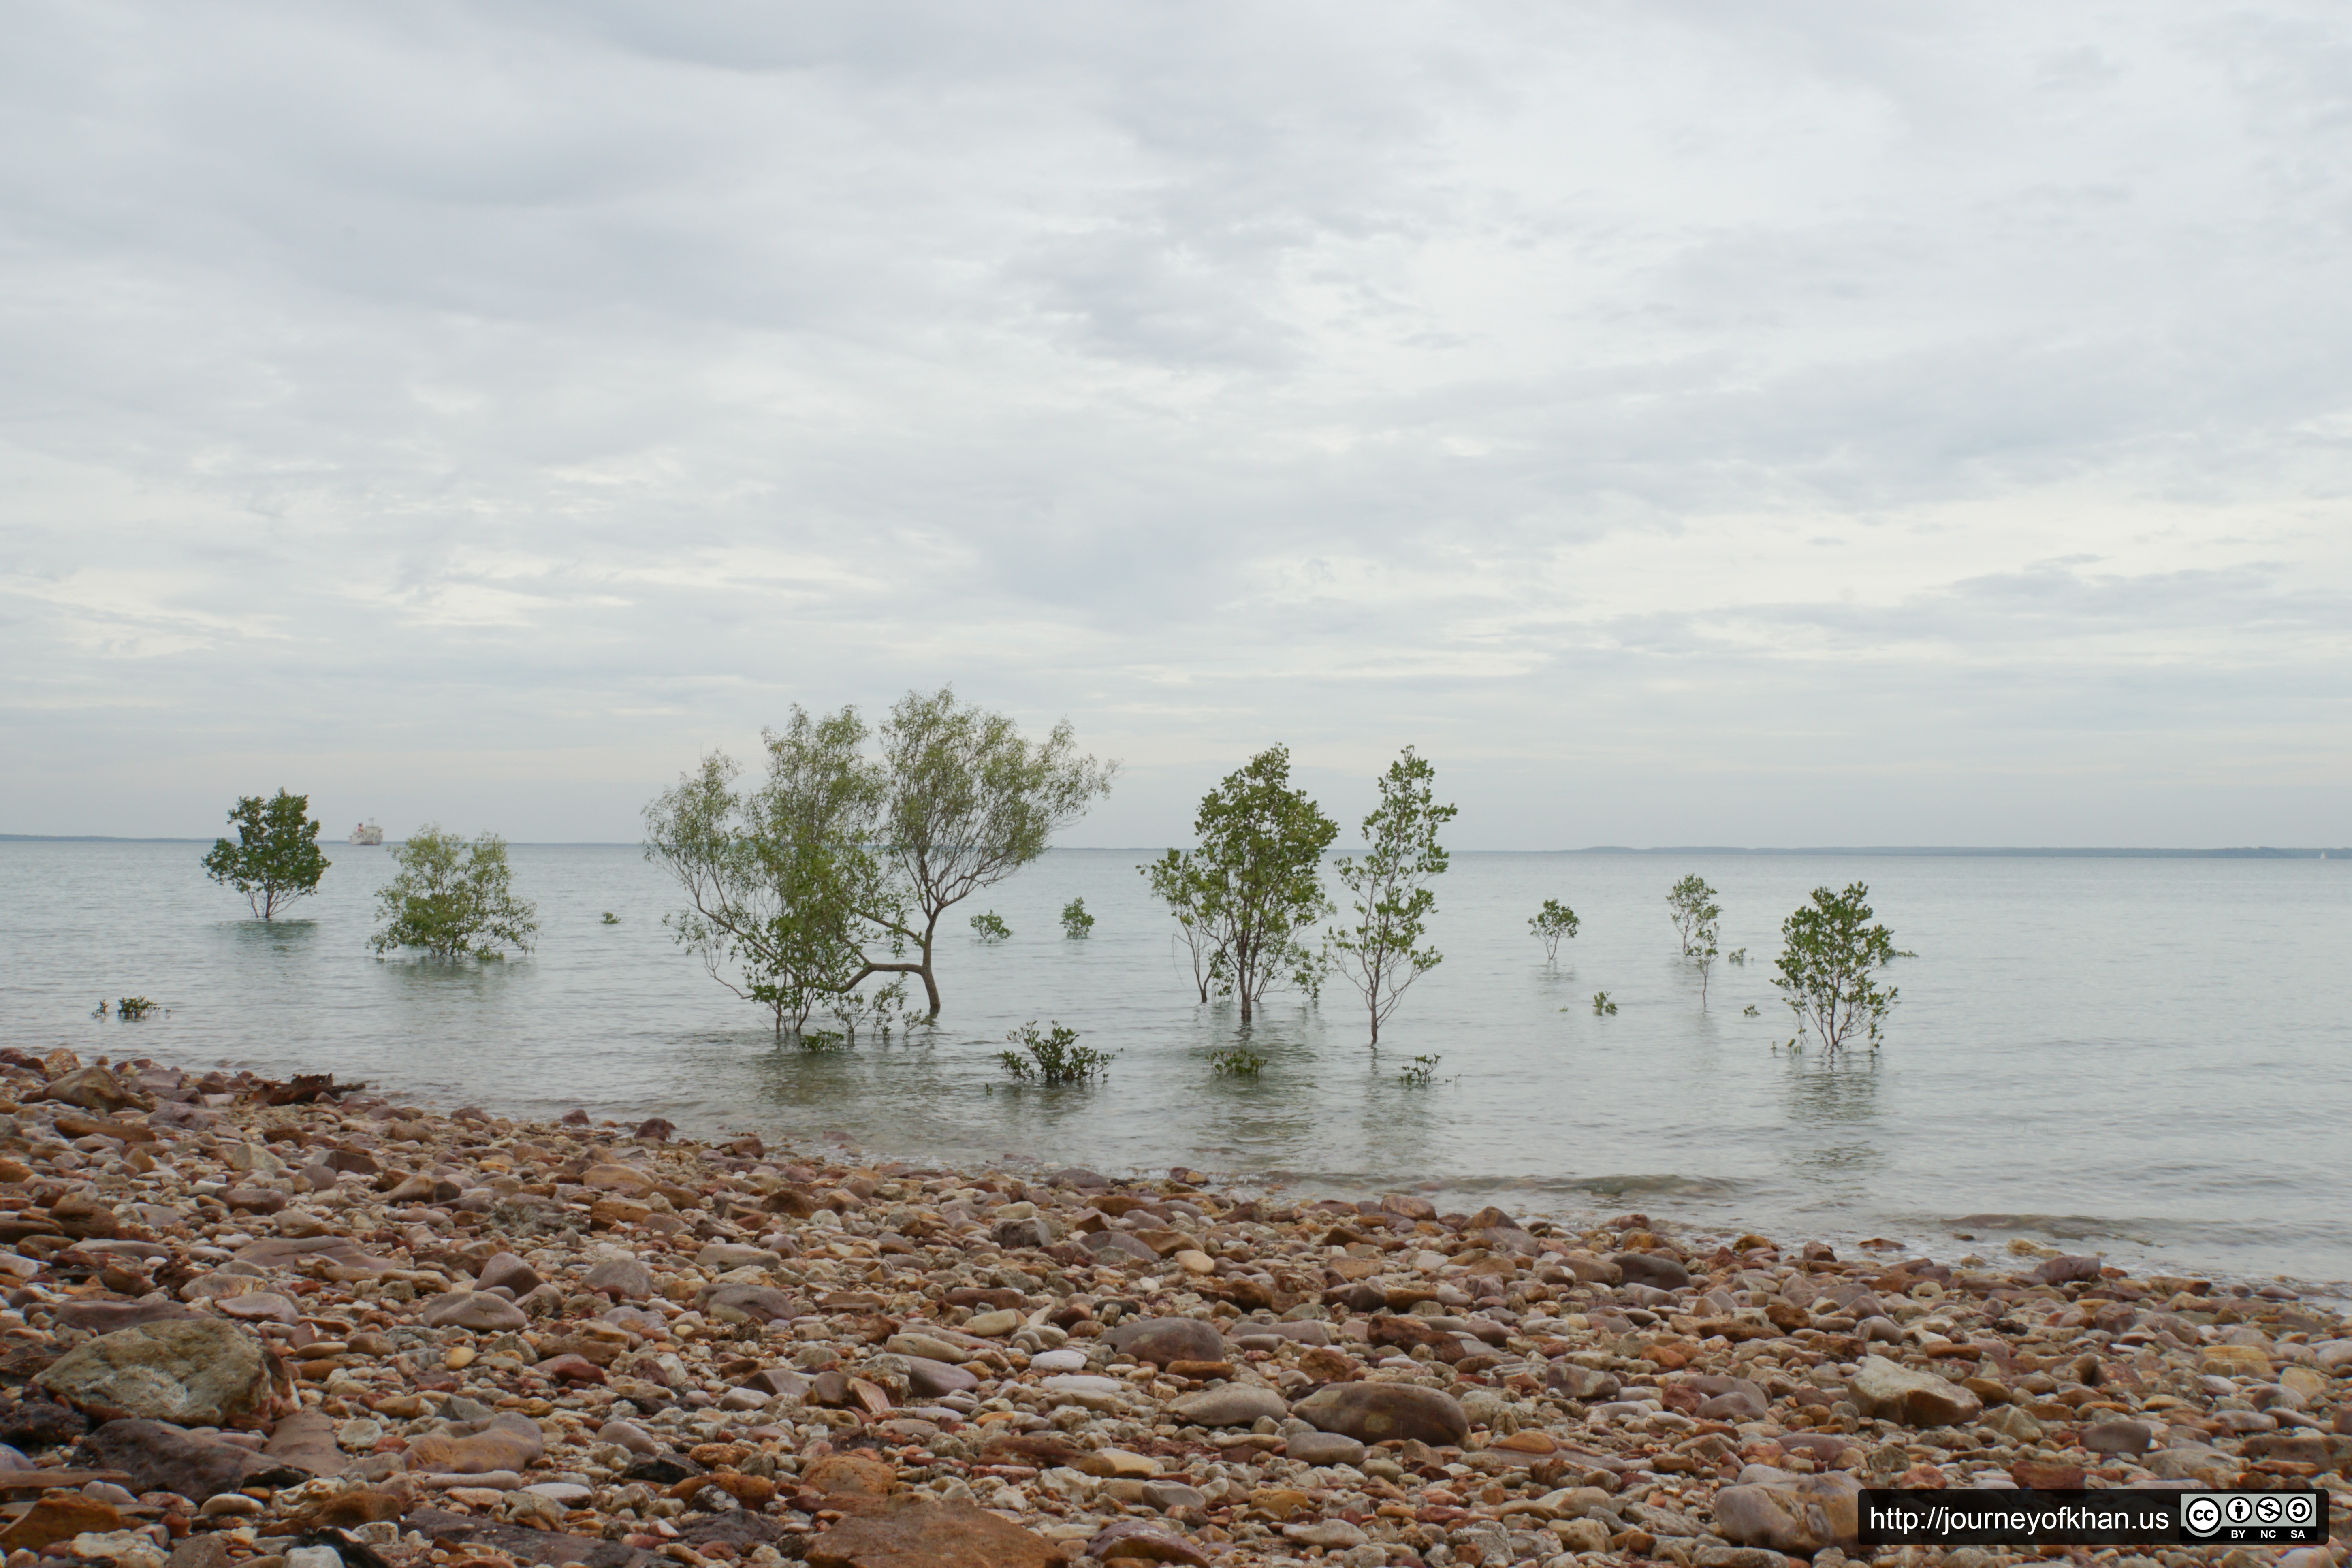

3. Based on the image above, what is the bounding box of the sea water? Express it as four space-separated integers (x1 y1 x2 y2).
2 841 2346 1286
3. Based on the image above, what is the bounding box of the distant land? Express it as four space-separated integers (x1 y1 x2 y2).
4 834 2345 858
1562 845 2350 859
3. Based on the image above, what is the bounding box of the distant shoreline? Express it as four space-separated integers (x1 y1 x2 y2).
4 833 2345 858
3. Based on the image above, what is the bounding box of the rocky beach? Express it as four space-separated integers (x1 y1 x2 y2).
0 1049 2343 1568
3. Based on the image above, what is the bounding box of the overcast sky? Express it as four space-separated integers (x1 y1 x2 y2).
4 1 2348 848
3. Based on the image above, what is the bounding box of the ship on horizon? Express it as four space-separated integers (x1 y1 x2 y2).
348 821 384 846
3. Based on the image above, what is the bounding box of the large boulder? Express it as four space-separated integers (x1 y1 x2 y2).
1290 1382 1469 1446
1104 1317 1225 1367
1848 1355 1982 1427
35 1320 282 1428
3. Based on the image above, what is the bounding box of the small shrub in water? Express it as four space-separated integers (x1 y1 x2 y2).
1528 898 1579 962
1592 990 1617 1016
1210 1047 1265 1079
116 996 159 1020
1397 1053 1441 1087
1726 947 1747 966
796 1029 849 1053
1060 897 1095 939
601 911 620 925
1742 1003 1759 1017
971 911 1011 943
1772 881 1912 1056
999 1020 1112 1084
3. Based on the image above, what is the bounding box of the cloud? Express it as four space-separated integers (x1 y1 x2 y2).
1 0 2348 845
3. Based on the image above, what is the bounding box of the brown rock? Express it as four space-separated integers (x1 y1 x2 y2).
538 1353 607 1385
1848 1355 1982 1427
583 1163 656 1196
49 1190 120 1239
407 1412 546 1474
700 1284 799 1323
1105 1317 1226 1367
283 1485 407 1530
1712 1472 1862 1554
75 1418 292 1501
422 1291 530 1331
583 1259 656 1299
42 1066 149 1114
0 1495 121 1550
476 1251 544 1295
2081 1418 2154 1455
2009 1459 2085 1490
35 1318 282 1428
263 1407 346 1474
1614 1250 1690 1289
805 1497 1057 1568
1299 1346 1361 1382
1290 1382 1469 1446
806 1453 896 1497
52 1301 202 1333
1368 1314 1470 1363
1084 1519 1213 1565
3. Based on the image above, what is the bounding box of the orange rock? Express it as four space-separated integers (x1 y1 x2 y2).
0 1496 122 1551
804 1454 896 1497
805 1498 1056 1568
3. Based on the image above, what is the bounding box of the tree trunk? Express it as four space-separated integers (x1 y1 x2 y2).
916 917 942 1017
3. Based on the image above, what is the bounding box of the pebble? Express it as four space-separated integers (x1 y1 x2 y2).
0 1046 2335 1568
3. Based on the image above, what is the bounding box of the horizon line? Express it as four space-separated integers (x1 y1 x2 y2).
4 833 2345 860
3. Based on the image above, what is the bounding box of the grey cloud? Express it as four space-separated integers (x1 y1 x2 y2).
2 0 2348 845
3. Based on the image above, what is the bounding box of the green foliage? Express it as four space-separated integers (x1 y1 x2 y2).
645 691 1114 1025
601 911 620 925
1742 1003 1760 1016
1726 947 1747 966
1141 849 1219 1002
368 826 538 961
201 790 330 919
1143 746 1337 1024
1592 990 1617 1016
1667 873 1723 1006
998 1020 1113 1084
873 687 1116 1014
115 996 158 1020
1329 747 1455 1047
644 711 906 1041
1528 898 1580 962
970 911 1011 942
1771 881 1912 1056
797 1029 850 1054
1397 1053 1441 1087
1060 897 1095 939
1208 1047 1266 1078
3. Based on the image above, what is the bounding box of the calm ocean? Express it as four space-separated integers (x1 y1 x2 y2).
3 842 2346 1289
